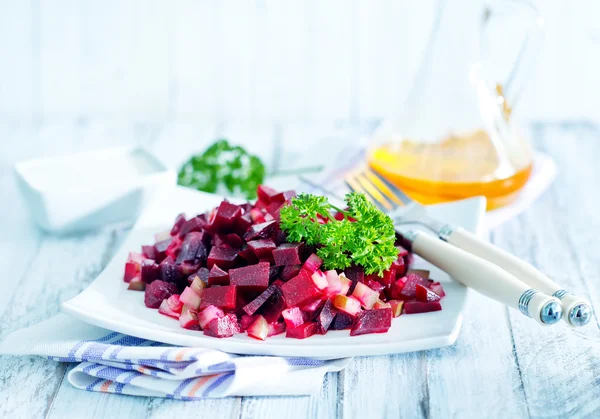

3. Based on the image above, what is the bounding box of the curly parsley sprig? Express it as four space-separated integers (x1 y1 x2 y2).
279 192 398 275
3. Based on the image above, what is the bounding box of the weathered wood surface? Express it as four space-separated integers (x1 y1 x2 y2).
1 120 599 419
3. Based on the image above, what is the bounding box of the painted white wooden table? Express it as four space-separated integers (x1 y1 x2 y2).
1 119 599 419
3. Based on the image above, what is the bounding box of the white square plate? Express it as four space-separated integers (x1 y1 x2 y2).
63 185 486 358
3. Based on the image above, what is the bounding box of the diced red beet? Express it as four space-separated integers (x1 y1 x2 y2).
257 185 279 203
213 233 244 249
302 253 323 274
125 251 143 264
142 245 157 260
180 286 202 310
416 284 442 303
124 262 139 283
175 232 205 264
243 284 278 315
141 260 161 284
390 276 408 299
272 279 285 287
317 300 338 333
166 294 184 313
396 246 409 258
178 215 207 238
260 286 287 323
407 269 430 279
404 301 442 314
170 213 187 236
207 247 239 270
430 282 446 298
381 268 396 288
392 258 406 277
249 207 266 223
389 300 404 317
344 266 365 294
332 294 362 316
208 265 230 286
234 212 253 236
301 298 327 321
159 299 180 319
240 314 259 331
366 280 385 296
399 273 431 300
330 312 355 330
144 280 179 308
230 262 270 292
247 315 269 340
311 270 328 290
159 256 184 287
247 239 276 259
266 200 284 216
352 282 379 309
286 322 318 339
191 267 210 286
199 286 237 311
268 322 286 336
244 220 277 241
281 269 322 308
324 270 342 296
180 260 201 276
263 212 275 222
269 265 281 282
282 307 305 328
165 236 183 259
272 190 296 203
350 309 393 336
179 309 200 330
212 201 242 233
374 300 392 309
154 238 172 261
198 305 225 329
127 275 145 291
204 313 240 338
281 264 302 281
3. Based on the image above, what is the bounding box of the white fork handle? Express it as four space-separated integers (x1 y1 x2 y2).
411 232 561 325
446 226 592 327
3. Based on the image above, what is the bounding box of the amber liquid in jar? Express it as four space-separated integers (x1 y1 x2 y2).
367 129 533 210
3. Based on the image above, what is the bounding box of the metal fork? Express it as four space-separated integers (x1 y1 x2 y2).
344 167 592 327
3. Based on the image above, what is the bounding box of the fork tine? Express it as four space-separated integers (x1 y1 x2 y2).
344 174 387 212
355 173 394 211
366 168 414 205
364 168 404 207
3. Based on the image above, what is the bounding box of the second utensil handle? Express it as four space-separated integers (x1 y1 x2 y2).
411 231 560 325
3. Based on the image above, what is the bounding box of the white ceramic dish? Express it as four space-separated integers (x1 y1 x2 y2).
63 185 486 358
14 146 175 234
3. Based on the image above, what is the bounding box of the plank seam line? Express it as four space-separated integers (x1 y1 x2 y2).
43 363 69 419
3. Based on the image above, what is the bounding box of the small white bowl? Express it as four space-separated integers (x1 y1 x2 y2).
14 146 176 234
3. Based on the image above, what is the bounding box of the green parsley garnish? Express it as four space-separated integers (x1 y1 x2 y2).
279 192 398 275
178 139 265 199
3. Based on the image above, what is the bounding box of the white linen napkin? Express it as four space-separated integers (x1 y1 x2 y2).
0 315 350 399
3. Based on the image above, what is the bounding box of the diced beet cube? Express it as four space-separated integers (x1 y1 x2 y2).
248 239 276 259
390 276 408 299
126 252 144 264
207 247 239 270
404 301 442 314
272 279 285 288
260 286 286 323
240 314 259 331
399 273 431 300
407 269 430 279
243 284 278 315
165 236 183 260
272 243 303 266
233 212 253 236
352 281 379 309
141 260 161 284
229 262 270 292
281 270 322 308
124 262 139 283
268 322 286 336
330 312 355 330
366 280 385 296
350 309 393 336
144 280 178 308
142 245 156 260
381 268 396 289
208 265 230 286
175 232 205 264
302 253 323 274
317 300 338 333
247 315 269 340
249 207 266 223
154 238 172 261
266 200 284 216
127 275 145 291
244 220 277 241
238 245 259 264
430 282 446 298
257 185 279 203
193 267 210 285
332 295 362 316
392 258 406 277
301 298 327 321
159 256 184 287
389 300 404 317
396 246 409 258
269 264 281 279
272 190 296 204
282 307 305 328
286 322 318 339
179 309 200 330
170 213 187 236
213 201 242 232
216 233 245 249
198 305 225 329
416 284 442 302
199 286 237 311
204 313 240 338
159 299 180 319
281 264 302 281
195 242 208 264
180 287 202 310
324 270 342 296
166 294 184 313
344 266 365 294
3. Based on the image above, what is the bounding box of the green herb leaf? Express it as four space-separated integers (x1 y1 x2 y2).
279 192 398 275
178 139 265 199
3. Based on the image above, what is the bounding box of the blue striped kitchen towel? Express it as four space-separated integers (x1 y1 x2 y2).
0 315 350 399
